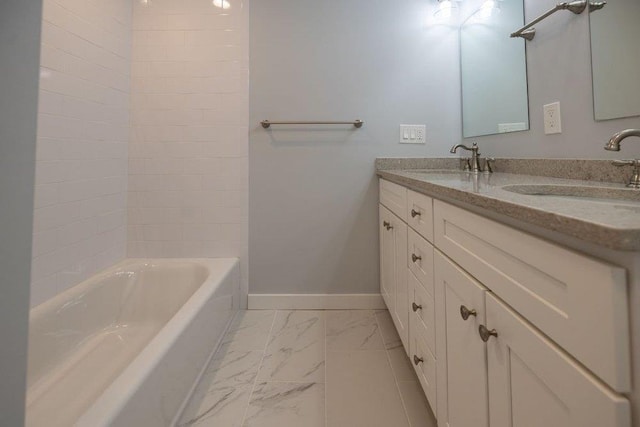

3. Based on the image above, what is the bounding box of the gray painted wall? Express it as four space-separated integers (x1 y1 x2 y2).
250 0 640 296
249 0 461 295
0 0 43 424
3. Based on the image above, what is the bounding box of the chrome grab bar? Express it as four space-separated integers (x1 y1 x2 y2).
261 120 363 129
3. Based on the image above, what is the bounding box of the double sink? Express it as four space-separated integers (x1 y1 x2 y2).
411 169 640 207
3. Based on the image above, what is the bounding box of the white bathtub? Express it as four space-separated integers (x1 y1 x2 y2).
26 258 240 427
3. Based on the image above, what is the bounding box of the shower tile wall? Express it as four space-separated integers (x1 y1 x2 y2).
128 0 249 301
32 0 132 307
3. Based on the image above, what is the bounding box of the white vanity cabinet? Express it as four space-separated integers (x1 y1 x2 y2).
377 178 632 427
433 200 630 392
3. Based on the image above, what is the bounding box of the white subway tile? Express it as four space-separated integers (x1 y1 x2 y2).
128 0 248 264
32 229 59 258
32 0 131 305
132 13 169 31
143 224 182 241
33 183 59 209
58 218 99 247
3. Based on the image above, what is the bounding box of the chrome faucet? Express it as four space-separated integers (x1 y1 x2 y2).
450 142 482 173
604 129 640 151
605 129 640 188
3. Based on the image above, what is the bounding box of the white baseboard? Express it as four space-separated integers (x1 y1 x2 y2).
248 293 386 310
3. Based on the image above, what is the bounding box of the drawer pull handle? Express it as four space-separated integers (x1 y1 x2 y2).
383 221 393 230
411 253 422 263
460 305 477 321
478 325 498 342
413 355 424 366
411 209 421 218
412 302 422 312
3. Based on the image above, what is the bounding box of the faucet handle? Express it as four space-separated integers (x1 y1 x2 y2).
460 158 471 171
612 160 640 189
484 157 495 174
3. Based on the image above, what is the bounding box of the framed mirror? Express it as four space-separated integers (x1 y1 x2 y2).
460 0 529 138
589 0 640 121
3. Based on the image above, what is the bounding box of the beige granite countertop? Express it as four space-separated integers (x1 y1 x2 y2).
377 168 640 251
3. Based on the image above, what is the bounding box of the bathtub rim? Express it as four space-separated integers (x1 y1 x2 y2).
29 258 208 320
28 257 239 427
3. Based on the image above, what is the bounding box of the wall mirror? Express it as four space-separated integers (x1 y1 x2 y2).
460 0 529 138
590 0 640 121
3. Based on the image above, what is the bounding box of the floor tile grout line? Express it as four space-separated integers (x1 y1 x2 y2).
238 309 279 427
374 311 414 427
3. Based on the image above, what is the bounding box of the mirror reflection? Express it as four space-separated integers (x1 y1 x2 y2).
460 0 529 138
590 0 640 121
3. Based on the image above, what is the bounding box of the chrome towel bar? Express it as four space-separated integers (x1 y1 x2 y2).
510 0 604 41
261 120 364 129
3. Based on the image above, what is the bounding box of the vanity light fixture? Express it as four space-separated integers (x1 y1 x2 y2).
213 0 231 9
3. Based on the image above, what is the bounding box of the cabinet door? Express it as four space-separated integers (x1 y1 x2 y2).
380 204 395 312
485 293 630 427
435 251 489 427
379 204 408 350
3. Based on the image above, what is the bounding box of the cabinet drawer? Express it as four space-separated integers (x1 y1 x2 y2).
434 200 630 392
407 228 434 296
409 326 437 418
407 189 434 242
409 271 435 353
379 179 407 221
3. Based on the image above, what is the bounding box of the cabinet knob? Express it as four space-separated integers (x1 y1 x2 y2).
411 209 421 218
383 221 393 230
478 324 498 342
413 355 424 366
412 302 422 312
460 305 477 321
411 253 422 263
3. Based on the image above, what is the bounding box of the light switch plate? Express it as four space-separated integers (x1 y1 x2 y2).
399 125 426 144
543 102 562 135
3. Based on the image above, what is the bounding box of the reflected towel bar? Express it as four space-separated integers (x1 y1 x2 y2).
510 0 598 41
261 120 364 129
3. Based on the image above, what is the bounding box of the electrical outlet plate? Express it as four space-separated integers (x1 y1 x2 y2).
399 124 426 144
543 102 562 135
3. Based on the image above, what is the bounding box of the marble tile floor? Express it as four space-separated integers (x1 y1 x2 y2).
178 309 436 427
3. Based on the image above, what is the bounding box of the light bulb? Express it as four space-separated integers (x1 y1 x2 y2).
434 0 457 20
478 0 500 19
213 0 231 9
